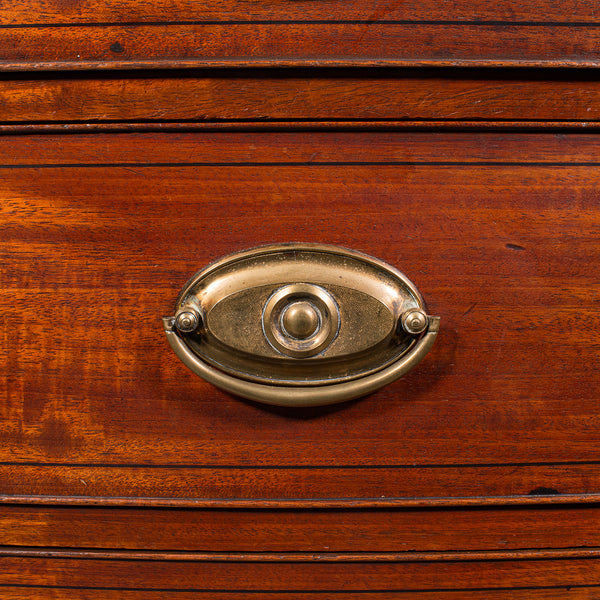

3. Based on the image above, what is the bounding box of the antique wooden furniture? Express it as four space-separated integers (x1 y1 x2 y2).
2 1 600 597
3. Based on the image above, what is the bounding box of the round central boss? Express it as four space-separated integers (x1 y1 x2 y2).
281 301 320 339
262 283 340 358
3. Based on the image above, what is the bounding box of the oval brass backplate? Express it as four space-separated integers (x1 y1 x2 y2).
163 244 440 407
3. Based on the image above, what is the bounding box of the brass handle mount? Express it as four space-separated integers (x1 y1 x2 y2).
164 244 439 407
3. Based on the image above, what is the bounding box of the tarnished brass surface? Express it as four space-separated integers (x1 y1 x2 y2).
164 244 439 407
262 283 340 358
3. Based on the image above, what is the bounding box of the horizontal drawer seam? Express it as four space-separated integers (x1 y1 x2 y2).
0 583 599 594
4 547 600 562
4 59 600 72
3 494 600 508
8 20 600 28
3 121 600 134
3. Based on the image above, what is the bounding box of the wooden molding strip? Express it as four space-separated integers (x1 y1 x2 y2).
3 58 600 72
2 547 600 562
1 121 600 135
2 494 600 508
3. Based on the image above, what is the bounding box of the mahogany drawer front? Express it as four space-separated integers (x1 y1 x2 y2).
1 129 599 489
2 128 600 595
4 2 600 596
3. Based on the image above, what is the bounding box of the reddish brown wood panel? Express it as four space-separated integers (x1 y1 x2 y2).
4 23 600 69
2 556 600 591
2 463 600 499
4 0 600 24
2 505 600 551
4 72 600 123
2 131 600 165
0 590 595 600
1 131 600 499
0 589 596 600
5 122 600 135
5 131 598 165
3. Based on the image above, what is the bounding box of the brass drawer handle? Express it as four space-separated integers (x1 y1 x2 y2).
163 244 439 407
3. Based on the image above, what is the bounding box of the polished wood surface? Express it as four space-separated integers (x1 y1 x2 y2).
6 70 600 124
0 590 599 600
4 554 600 592
3 504 600 551
2 127 600 594
5 463 600 499
5 24 600 69
5 0 600 23
3 1 600 594
2 132 599 473
4 1 600 69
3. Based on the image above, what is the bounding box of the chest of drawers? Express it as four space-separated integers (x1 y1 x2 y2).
2 2 600 597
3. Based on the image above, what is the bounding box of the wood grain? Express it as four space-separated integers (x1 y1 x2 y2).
2 555 600 592
2 504 600 551
7 548 600 561
5 495 600 508
4 0 600 25
0 588 597 600
4 1 600 592
1 131 600 503
3 463 600 500
3 130 600 164
0 590 597 600
4 71 600 123
6 122 600 135
4 23 600 69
